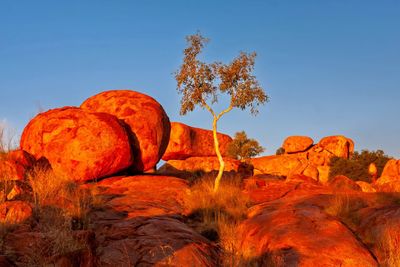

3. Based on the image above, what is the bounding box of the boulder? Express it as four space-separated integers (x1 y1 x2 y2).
20 107 133 182
237 202 378 266
0 150 35 181
159 156 242 174
317 166 331 183
251 154 308 177
0 201 32 225
318 135 354 159
162 122 232 161
282 136 313 153
81 90 170 172
376 159 400 185
88 176 218 266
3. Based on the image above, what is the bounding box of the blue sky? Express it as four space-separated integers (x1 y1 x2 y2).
1 0 399 157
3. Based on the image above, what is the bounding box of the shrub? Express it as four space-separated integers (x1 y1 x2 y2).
227 131 264 161
275 147 285 155
329 150 392 182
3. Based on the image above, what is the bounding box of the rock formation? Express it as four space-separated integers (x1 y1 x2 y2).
162 122 232 161
20 107 133 182
81 90 170 172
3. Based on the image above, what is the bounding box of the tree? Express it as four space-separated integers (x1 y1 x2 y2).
175 33 268 192
227 131 264 161
329 149 392 182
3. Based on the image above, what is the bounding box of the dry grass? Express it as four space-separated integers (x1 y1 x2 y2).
377 225 400 267
185 173 253 266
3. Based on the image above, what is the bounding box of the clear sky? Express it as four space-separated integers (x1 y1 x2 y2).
1 0 399 157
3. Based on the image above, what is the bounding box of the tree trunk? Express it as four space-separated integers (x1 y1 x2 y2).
212 116 225 193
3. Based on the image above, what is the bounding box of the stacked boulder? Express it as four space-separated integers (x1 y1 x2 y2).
375 159 400 192
251 135 354 182
159 122 241 174
20 90 171 182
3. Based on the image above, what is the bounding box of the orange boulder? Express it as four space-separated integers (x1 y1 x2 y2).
318 135 354 158
282 135 313 153
81 90 170 172
20 107 133 182
328 175 362 191
0 150 35 181
162 122 232 161
376 159 400 184
251 154 308 177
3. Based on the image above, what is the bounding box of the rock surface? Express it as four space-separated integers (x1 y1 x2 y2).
251 155 308 177
162 122 232 161
20 107 133 182
238 199 378 266
89 175 218 266
282 136 313 153
81 90 170 172
160 156 241 175
328 175 362 191
0 150 35 181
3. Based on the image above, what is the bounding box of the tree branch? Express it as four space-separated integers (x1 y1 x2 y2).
202 100 216 118
216 104 233 120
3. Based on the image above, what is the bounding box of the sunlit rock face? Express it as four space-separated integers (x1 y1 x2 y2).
282 135 314 153
81 90 170 172
20 107 133 182
0 200 32 224
162 122 232 161
0 150 35 181
318 135 354 158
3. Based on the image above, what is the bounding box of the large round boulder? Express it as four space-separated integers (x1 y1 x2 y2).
0 150 35 181
282 136 314 153
81 90 170 172
162 122 232 161
20 107 133 182
318 135 354 158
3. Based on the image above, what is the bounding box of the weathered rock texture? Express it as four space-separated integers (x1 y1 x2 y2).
282 136 314 153
0 201 32 224
81 90 171 172
252 135 354 182
0 150 35 181
162 122 232 161
20 107 133 182
89 175 218 266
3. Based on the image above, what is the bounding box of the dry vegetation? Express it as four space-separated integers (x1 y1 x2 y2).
185 173 255 266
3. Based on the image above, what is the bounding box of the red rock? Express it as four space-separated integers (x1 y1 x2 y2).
6 185 22 200
0 201 32 224
356 181 376 192
0 150 35 181
251 154 308 177
318 135 354 158
328 175 362 191
376 159 400 184
357 206 400 266
162 122 232 161
20 107 133 182
282 136 314 153
317 166 331 183
159 156 241 175
88 176 218 266
238 201 378 266
81 90 170 172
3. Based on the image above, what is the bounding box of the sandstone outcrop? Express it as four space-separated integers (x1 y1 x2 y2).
282 135 313 153
0 150 35 181
81 90 170 172
20 107 133 182
162 122 232 161
318 135 354 158
251 154 308 177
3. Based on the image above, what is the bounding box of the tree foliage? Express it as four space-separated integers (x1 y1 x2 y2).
329 150 392 182
227 131 264 160
175 33 268 192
